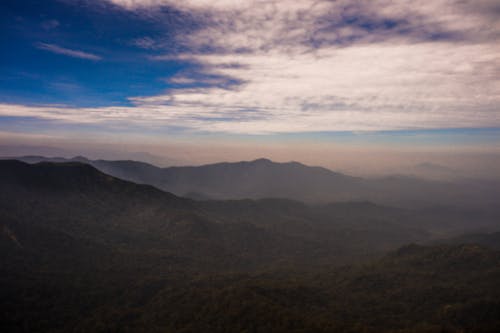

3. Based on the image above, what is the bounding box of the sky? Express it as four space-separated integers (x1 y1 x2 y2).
1 0 499 175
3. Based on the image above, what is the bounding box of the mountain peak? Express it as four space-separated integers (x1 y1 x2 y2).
71 155 90 162
250 158 273 164
0 160 109 190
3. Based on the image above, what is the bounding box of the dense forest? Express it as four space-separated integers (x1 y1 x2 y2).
1 160 500 332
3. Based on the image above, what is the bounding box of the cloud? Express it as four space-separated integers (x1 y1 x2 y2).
41 19 60 30
130 36 158 49
106 0 500 49
9 1 498 134
35 43 102 60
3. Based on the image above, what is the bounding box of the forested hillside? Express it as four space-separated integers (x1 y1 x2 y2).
1 160 500 332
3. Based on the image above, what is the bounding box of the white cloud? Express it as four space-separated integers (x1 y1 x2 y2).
35 43 102 60
7 1 498 134
136 41 500 133
107 0 500 47
130 37 157 49
2 40 499 135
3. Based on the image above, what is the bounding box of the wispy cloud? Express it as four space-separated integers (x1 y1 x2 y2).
41 19 60 30
7 1 498 134
116 0 499 133
130 36 158 50
35 43 102 61
107 0 500 49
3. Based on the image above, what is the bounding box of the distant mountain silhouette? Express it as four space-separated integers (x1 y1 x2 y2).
0 160 432 271
2 159 498 266
5 155 499 208
407 162 462 180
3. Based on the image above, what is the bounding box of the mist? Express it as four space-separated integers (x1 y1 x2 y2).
2 137 499 181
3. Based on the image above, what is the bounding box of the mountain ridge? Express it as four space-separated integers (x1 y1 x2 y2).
4 155 499 209
2 160 500 332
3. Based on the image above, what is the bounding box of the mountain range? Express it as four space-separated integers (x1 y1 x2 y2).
0 159 425 270
2 159 500 332
5 155 500 209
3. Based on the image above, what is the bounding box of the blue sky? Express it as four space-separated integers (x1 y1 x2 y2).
1 0 186 106
0 0 499 166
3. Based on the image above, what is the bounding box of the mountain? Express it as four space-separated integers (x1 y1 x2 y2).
6 155 500 208
2 160 500 332
412 162 461 179
0 160 436 270
437 231 500 250
0 160 322 272
6 156 362 201
1 160 498 267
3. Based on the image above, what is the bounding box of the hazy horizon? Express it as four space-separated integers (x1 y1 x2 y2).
2 141 500 181
1 0 499 180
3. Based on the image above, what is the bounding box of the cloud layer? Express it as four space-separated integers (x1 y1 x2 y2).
3 0 499 134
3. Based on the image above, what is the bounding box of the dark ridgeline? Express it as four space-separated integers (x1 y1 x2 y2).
8 155 500 209
1 160 500 332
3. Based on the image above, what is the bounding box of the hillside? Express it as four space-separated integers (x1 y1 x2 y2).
59 243 500 332
0 161 500 332
0 160 435 271
1 160 500 332
437 231 500 250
